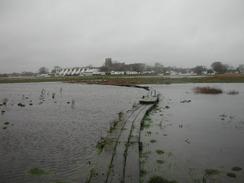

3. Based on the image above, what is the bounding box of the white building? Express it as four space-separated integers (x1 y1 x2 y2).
111 71 125 75
58 67 105 76
125 71 139 75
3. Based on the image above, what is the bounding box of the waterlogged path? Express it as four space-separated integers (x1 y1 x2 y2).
87 103 156 183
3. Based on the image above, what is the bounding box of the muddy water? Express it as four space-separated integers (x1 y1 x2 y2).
0 82 145 183
141 83 244 183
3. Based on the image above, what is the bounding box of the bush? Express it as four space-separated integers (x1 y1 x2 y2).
193 87 223 94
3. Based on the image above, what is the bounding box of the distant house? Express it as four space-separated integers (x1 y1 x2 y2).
52 66 62 75
111 71 125 75
125 71 139 75
169 71 178 76
38 74 50 77
142 71 155 75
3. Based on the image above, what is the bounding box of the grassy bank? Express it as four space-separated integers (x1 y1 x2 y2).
1 74 244 85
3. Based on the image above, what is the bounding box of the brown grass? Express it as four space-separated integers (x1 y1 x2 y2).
193 86 223 94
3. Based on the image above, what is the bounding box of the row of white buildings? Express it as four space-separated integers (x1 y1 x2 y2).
55 67 208 76
57 67 105 76
56 67 147 76
55 66 232 77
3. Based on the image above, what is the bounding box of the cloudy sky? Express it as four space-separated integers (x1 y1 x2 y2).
0 0 243 73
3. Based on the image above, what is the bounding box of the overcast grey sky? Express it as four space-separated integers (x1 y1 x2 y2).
0 0 244 73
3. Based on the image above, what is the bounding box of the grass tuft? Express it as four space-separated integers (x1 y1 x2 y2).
156 160 164 164
148 176 178 183
156 149 165 155
226 172 236 178
150 139 156 143
231 166 242 171
204 169 220 176
140 169 147 176
28 168 48 176
96 137 112 153
227 90 239 95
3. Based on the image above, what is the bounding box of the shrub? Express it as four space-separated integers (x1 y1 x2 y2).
193 87 222 94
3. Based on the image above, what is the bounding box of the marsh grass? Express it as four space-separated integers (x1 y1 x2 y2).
232 166 242 171
148 176 178 183
108 112 123 133
156 160 164 164
226 172 236 178
227 90 239 95
193 87 223 94
140 169 147 177
156 150 165 155
2 98 8 105
142 114 153 129
150 139 156 143
108 120 119 133
118 112 123 121
204 169 220 176
28 168 48 176
141 151 151 159
96 137 112 153
143 122 151 129
1 75 244 84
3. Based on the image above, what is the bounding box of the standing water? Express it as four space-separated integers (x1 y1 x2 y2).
0 82 145 183
140 83 244 183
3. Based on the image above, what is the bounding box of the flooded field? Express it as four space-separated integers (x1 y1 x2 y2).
1 82 244 183
0 83 145 183
141 83 244 183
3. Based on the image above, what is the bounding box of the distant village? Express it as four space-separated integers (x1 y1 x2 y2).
1 58 244 77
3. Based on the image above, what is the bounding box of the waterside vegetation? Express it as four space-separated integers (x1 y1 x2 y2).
1 74 244 85
193 86 223 94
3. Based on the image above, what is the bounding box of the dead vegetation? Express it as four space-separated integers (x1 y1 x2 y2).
193 86 223 94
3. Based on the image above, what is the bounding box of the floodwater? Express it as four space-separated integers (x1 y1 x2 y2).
0 82 145 183
141 83 244 183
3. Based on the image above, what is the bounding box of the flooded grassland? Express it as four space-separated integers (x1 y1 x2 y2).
140 83 244 183
1 82 244 183
0 83 145 183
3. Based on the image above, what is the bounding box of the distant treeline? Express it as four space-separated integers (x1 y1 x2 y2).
1 58 244 76
99 58 243 75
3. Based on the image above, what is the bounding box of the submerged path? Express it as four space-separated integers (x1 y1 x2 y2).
86 99 157 183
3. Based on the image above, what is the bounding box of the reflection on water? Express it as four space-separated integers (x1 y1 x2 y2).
141 83 244 183
0 82 145 183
